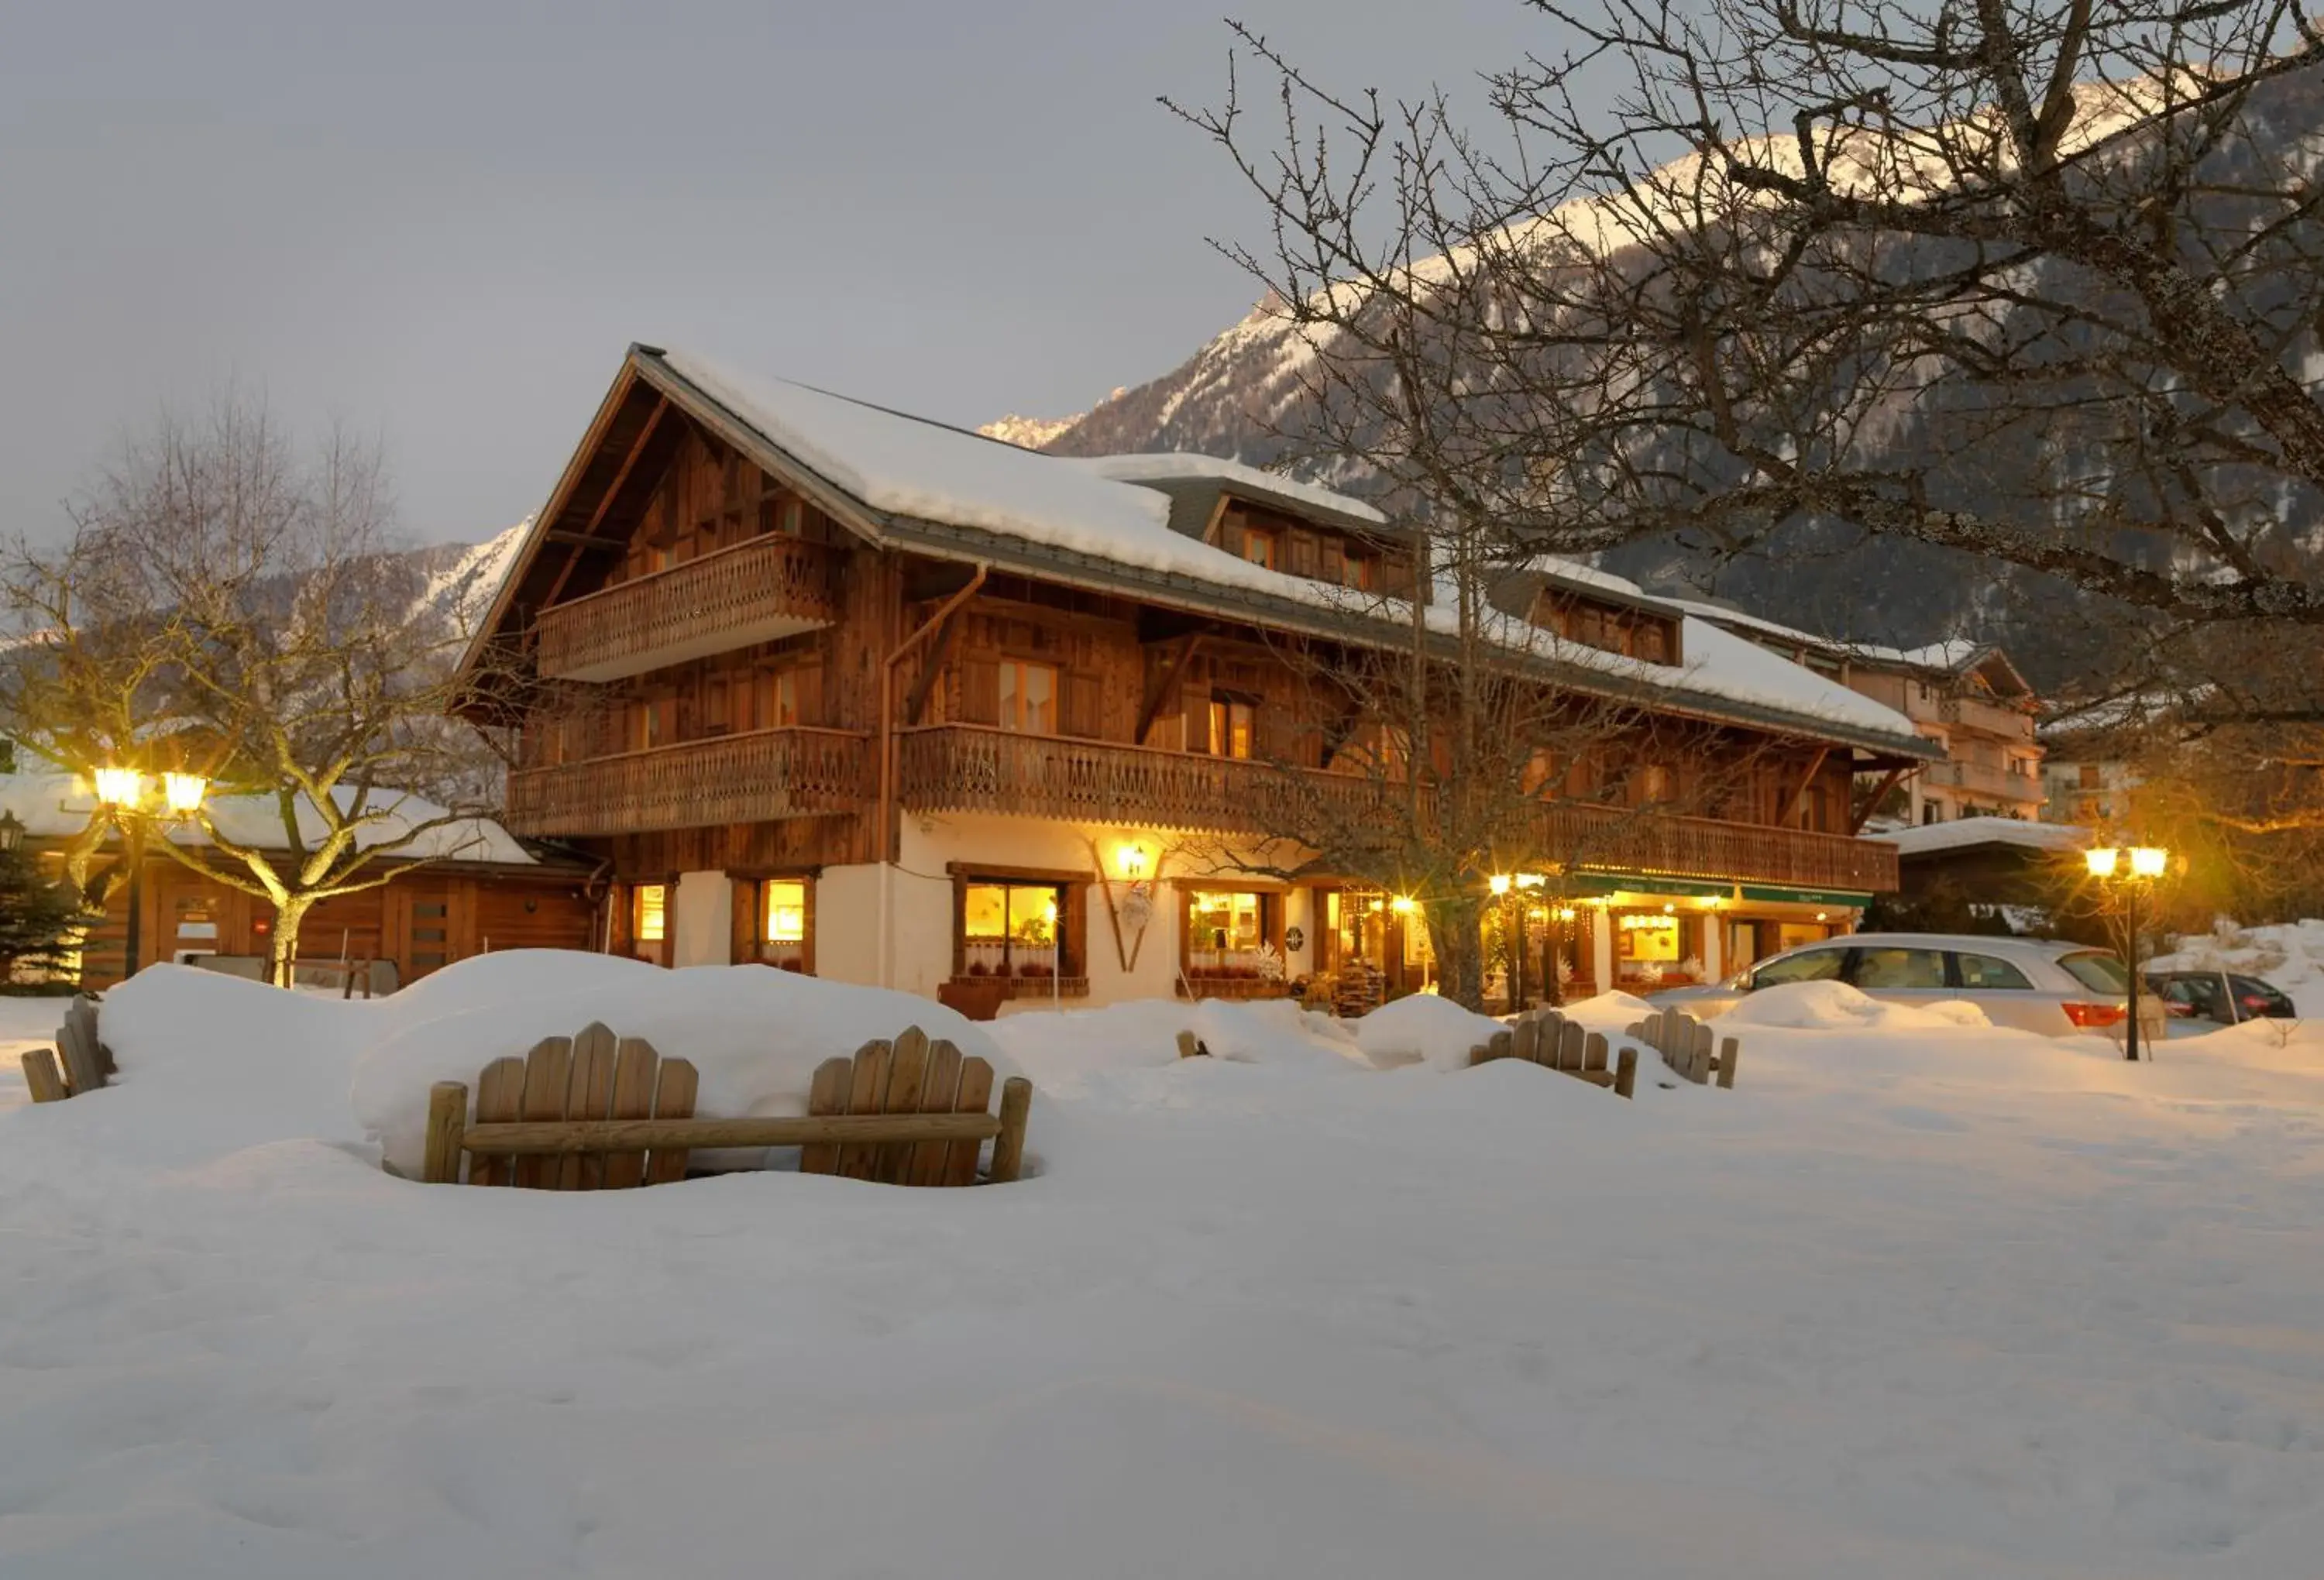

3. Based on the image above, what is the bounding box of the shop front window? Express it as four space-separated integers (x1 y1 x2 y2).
1617 910 1697 985
1185 889 1279 981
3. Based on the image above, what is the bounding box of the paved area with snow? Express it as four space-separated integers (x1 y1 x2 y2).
8 957 2324 1576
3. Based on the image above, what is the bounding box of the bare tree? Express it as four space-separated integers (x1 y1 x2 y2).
0 395 506 984
1171 1 2324 819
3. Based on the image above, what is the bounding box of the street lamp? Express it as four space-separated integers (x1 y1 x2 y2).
2085 845 2169 1062
0 809 22 854
90 766 209 982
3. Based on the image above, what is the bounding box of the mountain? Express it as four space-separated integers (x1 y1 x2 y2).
1002 74 2324 685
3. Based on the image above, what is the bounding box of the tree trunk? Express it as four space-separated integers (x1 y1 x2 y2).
269 895 315 988
1428 895 1487 1012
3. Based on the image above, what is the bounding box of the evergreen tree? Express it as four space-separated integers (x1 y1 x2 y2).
0 837 90 982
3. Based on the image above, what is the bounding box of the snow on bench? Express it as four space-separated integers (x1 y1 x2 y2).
418 1022 1033 1189
1469 1005 1638 1098
19 996 111 1102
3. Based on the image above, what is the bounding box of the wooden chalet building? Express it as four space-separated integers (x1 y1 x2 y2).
458 345 1938 1010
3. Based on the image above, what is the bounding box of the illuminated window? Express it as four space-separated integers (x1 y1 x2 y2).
1205 695 1255 759
634 884 667 944
1241 528 1278 568
1618 912 1683 965
961 880 1065 979
997 661 1057 734
764 880 806 946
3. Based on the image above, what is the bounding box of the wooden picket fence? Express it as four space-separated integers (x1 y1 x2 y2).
20 997 110 1103
420 1022 1033 1190
1470 1005 1638 1098
1625 1007 1743 1088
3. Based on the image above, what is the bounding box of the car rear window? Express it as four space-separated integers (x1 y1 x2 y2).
1753 948 1848 988
1954 953 2033 990
2058 951 2130 993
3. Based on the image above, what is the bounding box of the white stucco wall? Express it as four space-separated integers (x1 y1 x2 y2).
669 871 733 967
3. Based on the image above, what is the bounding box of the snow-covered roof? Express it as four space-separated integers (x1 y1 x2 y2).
1870 816 2090 857
473 347 1933 757
1068 453 1388 525
0 772 537 865
1662 595 1990 675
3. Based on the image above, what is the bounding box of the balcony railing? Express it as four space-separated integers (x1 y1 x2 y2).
1540 802 1898 893
1939 695 2037 740
1925 757 2045 805
896 726 1900 892
534 534 842 684
505 727 869 836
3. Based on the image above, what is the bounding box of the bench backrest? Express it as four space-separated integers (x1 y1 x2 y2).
22 996 109 1103
424 1022 1030 1190
1470 1005 1638 1098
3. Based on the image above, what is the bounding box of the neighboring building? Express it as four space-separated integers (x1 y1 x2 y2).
2038 695 2150 826
0 773 596 990
1667 602 2047 826
1869 816 2092 915
456 345 1937 1010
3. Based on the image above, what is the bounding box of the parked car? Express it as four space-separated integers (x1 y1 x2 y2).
2147 970 2298 1025
1652 933 2156 1039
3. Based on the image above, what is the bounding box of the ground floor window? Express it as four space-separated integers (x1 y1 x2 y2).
616 881 673 967
731 874 814 973
1181 887 1286 993
1616 908 1702 988
951 866 1087 996
1776 921 1832 953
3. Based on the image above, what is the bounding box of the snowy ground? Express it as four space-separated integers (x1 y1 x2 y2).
9 957 2324 1577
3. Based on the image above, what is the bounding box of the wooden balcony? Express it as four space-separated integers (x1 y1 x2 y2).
504 727 869 836
896 726 1900 892
534 534 842 683
1924 757 2046 807
1940 695 2037 741
1540 802 1898 893
896 725 1397 835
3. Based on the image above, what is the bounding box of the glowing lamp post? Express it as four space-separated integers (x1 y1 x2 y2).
2085 845 2169 1062
91 766 208 981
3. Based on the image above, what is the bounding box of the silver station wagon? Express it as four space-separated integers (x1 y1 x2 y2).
1653 933 2154 1039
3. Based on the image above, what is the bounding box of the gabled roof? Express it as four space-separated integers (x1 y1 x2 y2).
1066 453 1398 542
1664 596 2035 698
462 345 1940 761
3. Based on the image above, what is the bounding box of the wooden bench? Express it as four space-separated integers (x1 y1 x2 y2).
20 997 111 1103
419 1022 1033 1189
1470 1005 1638 1097
1623 1007 1742 1088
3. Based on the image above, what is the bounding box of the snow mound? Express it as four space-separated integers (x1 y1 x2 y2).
1717 980 1991 1031
342 953 1011 1173
988 997 1368 1086
1353 994 1505 1070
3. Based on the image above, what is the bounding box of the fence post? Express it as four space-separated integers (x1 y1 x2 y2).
1717 1036 1741 1090
1614 1046 1638 1100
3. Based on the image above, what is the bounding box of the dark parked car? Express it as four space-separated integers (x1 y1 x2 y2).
2147 970 2298 1025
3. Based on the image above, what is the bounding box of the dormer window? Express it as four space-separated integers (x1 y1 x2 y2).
1240 527 1279 570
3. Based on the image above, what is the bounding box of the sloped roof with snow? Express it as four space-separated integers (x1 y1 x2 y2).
1871 816 2090 857
0 772 538 865
467 345 1936 759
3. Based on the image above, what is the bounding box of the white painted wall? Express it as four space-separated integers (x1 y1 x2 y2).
670 871 733 967
1590 907 1614 994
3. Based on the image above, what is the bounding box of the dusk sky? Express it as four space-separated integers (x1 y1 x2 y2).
2 2 1570 547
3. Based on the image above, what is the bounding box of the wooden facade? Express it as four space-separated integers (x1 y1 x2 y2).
61 849 595 992
465 349 1930 994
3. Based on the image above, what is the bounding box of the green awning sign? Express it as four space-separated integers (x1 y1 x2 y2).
1737 884 1874 908
1567 873 1735 900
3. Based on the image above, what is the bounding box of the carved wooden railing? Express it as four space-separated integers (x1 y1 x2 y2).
505 727 870 836
535 534 842 682
896 725 1900 891
896 725 1397 834
1538 802 1898 893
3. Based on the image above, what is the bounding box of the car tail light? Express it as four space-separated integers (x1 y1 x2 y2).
2240 995 2274 1013
2063 1001 2127 1029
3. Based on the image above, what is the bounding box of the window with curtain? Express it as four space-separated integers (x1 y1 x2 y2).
997 661 1057 734
1204 695 1256 759
961 881 1064 980
761 878 808 970
634 884 667 950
